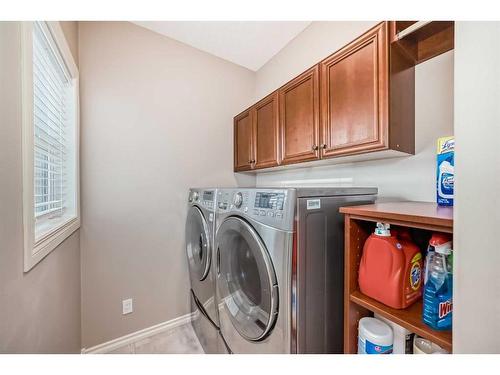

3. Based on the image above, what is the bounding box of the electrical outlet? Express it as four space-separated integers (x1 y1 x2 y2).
122 298 133 315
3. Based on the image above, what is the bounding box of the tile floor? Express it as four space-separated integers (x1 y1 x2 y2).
107 322 204 354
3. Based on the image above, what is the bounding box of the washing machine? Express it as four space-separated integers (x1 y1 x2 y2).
215 187 377 354
185 188 222 353
215 188 295 353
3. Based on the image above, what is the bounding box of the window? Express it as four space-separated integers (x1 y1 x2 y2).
22 21 80 271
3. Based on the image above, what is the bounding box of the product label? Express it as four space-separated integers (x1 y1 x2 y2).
365 340 393 354
411 253 422 263
306 199 321 210
441 173 454 193
442 175 454 189
423 278 453 330
437 136 455 206
439 299 453 319
405 333 415 354
437 136 455 154
409 255 422 291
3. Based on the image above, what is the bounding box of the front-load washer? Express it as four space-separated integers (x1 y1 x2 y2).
215 187 377 354
215 188 295 353
185 188 219 353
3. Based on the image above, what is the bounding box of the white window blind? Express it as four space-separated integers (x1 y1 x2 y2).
32 22 76 239
22 21 79 271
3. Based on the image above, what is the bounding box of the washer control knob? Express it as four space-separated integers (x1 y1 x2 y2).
233 192 243 208
192 192 199 201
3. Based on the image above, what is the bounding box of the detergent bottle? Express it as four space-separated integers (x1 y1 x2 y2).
358 223 423 309
422 240 453 330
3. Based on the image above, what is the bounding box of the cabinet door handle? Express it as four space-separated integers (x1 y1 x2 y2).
251 159 256 164
312 145 319 151
321 144 327 149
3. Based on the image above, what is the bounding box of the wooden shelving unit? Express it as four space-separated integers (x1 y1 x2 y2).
340 201 454 354
389 21 454 65
350 291 452 352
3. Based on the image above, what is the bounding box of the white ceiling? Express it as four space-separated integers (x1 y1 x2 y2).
132 21 311 71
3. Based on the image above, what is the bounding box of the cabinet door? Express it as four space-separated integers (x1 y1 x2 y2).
279 65 320 164
253 92 279 169
320 22 388 157
234 110 253 171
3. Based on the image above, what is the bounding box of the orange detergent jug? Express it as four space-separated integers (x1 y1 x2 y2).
358 223 423 309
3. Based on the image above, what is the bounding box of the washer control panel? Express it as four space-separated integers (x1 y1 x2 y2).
217 189 295 231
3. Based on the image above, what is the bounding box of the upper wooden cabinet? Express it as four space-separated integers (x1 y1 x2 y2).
253 92 280 169
320 22 388 157
234 92 280 172
234 109 253 171
233 21 452 172
279 66 320 165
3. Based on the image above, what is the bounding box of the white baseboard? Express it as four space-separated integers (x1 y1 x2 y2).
81 312 194 354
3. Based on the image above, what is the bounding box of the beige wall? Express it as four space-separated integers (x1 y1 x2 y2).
255 21 379 98
0 21 81 353
255 22 454 202
453 22 500 353
79 21 255 348
60 21 79 65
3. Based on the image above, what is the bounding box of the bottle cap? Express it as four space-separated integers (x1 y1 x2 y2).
429 233 452 247
374 222 391 237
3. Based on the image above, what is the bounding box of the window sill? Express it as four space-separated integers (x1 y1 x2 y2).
24 216 80 272
36 212 78 240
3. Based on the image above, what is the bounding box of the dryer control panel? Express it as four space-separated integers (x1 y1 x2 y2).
189 189 216 211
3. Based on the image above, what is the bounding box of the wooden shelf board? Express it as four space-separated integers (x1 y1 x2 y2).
350 290 452 352
398 21 453 44
340 201 453 232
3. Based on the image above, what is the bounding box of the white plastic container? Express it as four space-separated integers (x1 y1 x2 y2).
358 317 393 354
413 336 449 354
375 313 415 354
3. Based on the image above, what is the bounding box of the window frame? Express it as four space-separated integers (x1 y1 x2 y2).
21 21 80 272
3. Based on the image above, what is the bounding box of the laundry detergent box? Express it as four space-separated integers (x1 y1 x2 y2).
436 136 454 206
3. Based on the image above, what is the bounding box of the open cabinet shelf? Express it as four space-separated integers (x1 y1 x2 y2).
350 291 452 352
340 202 454 354
390 21 454 65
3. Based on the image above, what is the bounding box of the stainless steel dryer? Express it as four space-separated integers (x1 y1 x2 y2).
186 188 219 353
215 187 377 354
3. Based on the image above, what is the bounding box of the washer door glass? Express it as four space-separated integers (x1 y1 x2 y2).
217 217 278 341
186 206 211 281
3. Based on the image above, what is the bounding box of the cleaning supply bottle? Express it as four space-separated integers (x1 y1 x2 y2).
422 241 453 330
424 233 452 284
436 136 454 206
358 317 394 354
358 223 423 309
